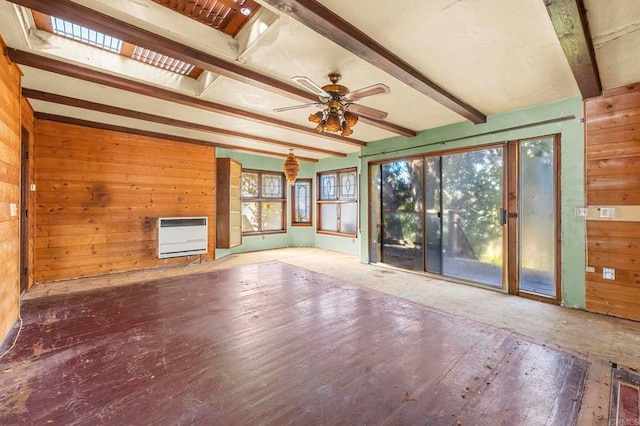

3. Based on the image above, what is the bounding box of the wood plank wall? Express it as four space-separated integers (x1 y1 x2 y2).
34 120 216 282
0 38 22 343
585 83 640 321
21 98 35 290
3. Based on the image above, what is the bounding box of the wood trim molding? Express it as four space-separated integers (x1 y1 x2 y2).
23 88 345 157
9 49 366 147
7 0 414 137
262 0 487 124
34 113 319 162
545 0 602 99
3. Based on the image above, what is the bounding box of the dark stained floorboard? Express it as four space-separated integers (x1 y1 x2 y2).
0 261 587 425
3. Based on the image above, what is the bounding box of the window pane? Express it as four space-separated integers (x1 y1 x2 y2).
293 181 311 223
320 173 338 200
339 203 358 234
242 202 259 232
261 202 283 230
339 171 357 201
262 173 283 198
242 172 258 197
320 204 338 232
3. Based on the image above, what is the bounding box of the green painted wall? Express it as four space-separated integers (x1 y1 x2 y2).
215 150 317 259
359 96 586 308
215 96 586 308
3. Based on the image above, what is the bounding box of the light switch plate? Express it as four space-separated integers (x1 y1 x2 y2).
603 267 615 280
9 203 17 217
575 207 588 217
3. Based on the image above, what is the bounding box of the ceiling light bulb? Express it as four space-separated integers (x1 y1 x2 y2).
343 111 358 128
240 7 251 15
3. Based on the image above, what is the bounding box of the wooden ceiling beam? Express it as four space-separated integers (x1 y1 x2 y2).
6 0 415 137
23 88 346 157
9 49 366 148
34 112 320 162
545 0 602 99
262 0 487 124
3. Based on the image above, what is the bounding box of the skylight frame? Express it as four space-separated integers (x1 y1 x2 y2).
50 17 122 54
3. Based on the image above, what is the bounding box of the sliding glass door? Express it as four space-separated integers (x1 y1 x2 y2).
515 137 557 298
369 138 559 301
441 148 505 287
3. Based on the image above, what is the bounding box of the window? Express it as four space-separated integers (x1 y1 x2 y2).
241 170 286 234
291 179 312 226
317 168 358 236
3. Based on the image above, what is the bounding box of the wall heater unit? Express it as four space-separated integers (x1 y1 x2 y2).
157 217 208 259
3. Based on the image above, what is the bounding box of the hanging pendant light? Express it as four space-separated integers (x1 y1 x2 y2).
283 149 299 186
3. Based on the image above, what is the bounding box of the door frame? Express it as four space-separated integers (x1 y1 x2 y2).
506 135 562 304
20 126 30 295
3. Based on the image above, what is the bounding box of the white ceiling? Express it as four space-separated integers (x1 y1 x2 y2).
1 0 640 161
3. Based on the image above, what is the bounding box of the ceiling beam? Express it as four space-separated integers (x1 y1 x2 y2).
545 0 602 99
9 49 367 148
35 112 319 162
261 0 487 124
23 88 346 158
6 0 415 137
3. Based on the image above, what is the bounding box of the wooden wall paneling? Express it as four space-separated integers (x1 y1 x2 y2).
585 84 640 321
34 120 216 282
0 36 22 343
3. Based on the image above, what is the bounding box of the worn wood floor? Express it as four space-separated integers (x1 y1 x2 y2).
10 247 640 424
1 261 589 425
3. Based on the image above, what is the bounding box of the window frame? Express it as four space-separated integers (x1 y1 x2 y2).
291 178 313 226
241 169 287 235
316 167 358 237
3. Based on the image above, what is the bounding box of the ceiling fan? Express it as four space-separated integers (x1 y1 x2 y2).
274 73 390 137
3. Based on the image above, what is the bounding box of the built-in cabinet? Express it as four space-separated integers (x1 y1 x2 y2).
216 158 242 248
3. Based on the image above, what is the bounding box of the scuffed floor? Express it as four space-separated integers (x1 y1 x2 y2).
1 262 587 424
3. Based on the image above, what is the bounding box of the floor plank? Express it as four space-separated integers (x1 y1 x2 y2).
3 261 588 424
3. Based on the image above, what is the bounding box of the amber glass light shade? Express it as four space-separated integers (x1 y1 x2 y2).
283 150 299 186
343 111 358 127
308 111 323 123
325 113 342 133
341 122 353 137
314 120 326 133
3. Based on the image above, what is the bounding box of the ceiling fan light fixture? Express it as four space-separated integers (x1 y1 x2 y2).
308 111 323 123
341 122 353 137
315 121 326 133
343 111 358 128
325 113 342 132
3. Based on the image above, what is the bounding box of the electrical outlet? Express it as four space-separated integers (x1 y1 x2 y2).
600 207 616 219
603 267 615 280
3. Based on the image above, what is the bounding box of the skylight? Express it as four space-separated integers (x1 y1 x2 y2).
131 46 195 76
51 17 122 53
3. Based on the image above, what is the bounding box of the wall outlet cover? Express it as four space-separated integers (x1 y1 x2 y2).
603 267 615 280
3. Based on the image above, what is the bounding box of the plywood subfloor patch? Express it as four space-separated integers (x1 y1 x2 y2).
2 262 587 424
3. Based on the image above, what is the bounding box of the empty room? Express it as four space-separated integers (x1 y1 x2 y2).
1 0 640 424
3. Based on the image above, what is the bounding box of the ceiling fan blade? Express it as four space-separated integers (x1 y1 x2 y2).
273 102 324 112
292 76 330 99
344 83 390 101
347 103 389 120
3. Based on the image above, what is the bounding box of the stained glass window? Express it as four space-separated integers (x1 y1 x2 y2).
317 168 358 236
241 169 286 234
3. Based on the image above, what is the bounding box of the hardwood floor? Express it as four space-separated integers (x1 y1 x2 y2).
1 261 587 424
